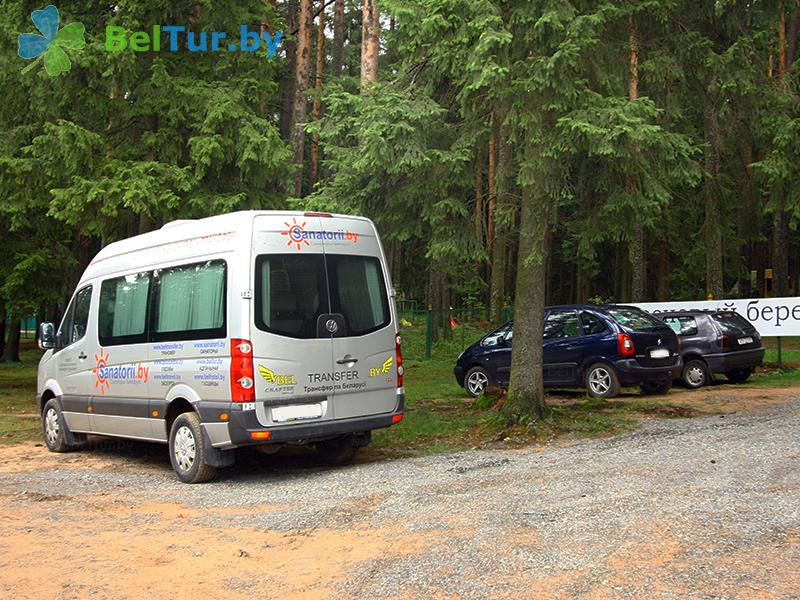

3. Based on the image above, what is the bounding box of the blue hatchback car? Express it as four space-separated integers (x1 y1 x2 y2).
454 305 682 399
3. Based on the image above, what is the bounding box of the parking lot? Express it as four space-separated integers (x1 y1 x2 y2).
1 390 799 599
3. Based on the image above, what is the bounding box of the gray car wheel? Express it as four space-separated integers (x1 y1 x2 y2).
682 359 709 389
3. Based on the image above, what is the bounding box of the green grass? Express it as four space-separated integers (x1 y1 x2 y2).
748 367 800 388
0 339 42 444
762 336 800 367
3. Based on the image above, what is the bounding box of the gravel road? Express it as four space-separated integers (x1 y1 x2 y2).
1 396 799 599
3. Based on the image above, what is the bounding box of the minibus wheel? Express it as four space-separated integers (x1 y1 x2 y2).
42 399 83 452
169 412 217 484
315 435 356 465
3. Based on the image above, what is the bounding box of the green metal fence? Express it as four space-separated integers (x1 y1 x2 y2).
397 305 513 362
4 316 38 340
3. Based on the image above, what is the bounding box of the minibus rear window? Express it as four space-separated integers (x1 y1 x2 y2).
328 255 390 335
255 254 328 339
255 254 390 338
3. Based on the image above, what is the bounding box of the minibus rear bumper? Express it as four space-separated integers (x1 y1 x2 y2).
200 393 405 449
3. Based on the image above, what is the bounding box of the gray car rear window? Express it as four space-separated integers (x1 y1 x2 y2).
712 312 754 335
663 315 698 336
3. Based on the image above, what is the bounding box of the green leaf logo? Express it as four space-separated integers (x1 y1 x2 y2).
17 5 85 76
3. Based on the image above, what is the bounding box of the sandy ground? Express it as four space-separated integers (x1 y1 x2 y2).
1 385 799 599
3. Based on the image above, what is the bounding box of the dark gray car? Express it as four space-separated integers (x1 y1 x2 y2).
659 310 765 389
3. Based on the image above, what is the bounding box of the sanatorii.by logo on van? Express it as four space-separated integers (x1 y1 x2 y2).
280 217 359 250
92 349 150 395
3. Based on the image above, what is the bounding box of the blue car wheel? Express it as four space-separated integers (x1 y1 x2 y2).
465 366 490 398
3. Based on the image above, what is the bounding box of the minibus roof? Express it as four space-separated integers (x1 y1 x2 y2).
82 210 374 283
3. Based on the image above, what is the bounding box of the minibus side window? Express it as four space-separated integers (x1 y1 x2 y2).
99 272 151 346
55 293 77 350
71 285 92 343
151 260 227 341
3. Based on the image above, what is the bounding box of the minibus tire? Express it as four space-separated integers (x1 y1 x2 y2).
315 435 357 465
169 412 217 484
42 398 81 452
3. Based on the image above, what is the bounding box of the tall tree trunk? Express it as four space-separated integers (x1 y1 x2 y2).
4 319 21 363
612 243 621 301
486 120 498 313
138 213 151 235
474 155 483 248
360 0 379 86
772 207 789 296
628 21 646 302
630 226 645 301
291 0 314 197
487 124 496 256
779 3 786 79
657 241 670 300
489 121 511 324
793 240 800 296
309 0 326 190
508 184 550 420
703 95 723 299
772 4 790 297
427 260 441 344
280 0 299 141
0 304 6 360
620 245 631 303
787 10 799 67
332 0 345 75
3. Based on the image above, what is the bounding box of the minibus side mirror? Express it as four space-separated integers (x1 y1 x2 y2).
38 322 55 350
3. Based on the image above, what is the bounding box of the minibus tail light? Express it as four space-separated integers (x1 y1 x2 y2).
617 333 635 356
395 333 403 389
231 338 255 402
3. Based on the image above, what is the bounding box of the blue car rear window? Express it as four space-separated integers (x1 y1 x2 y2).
607 308 666 332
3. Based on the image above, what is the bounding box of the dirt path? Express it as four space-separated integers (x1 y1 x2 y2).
1 390 799 599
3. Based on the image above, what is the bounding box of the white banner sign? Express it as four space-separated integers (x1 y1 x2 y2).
633 297 800 337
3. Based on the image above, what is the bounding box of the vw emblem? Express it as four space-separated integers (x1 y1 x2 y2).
325 319 338 333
